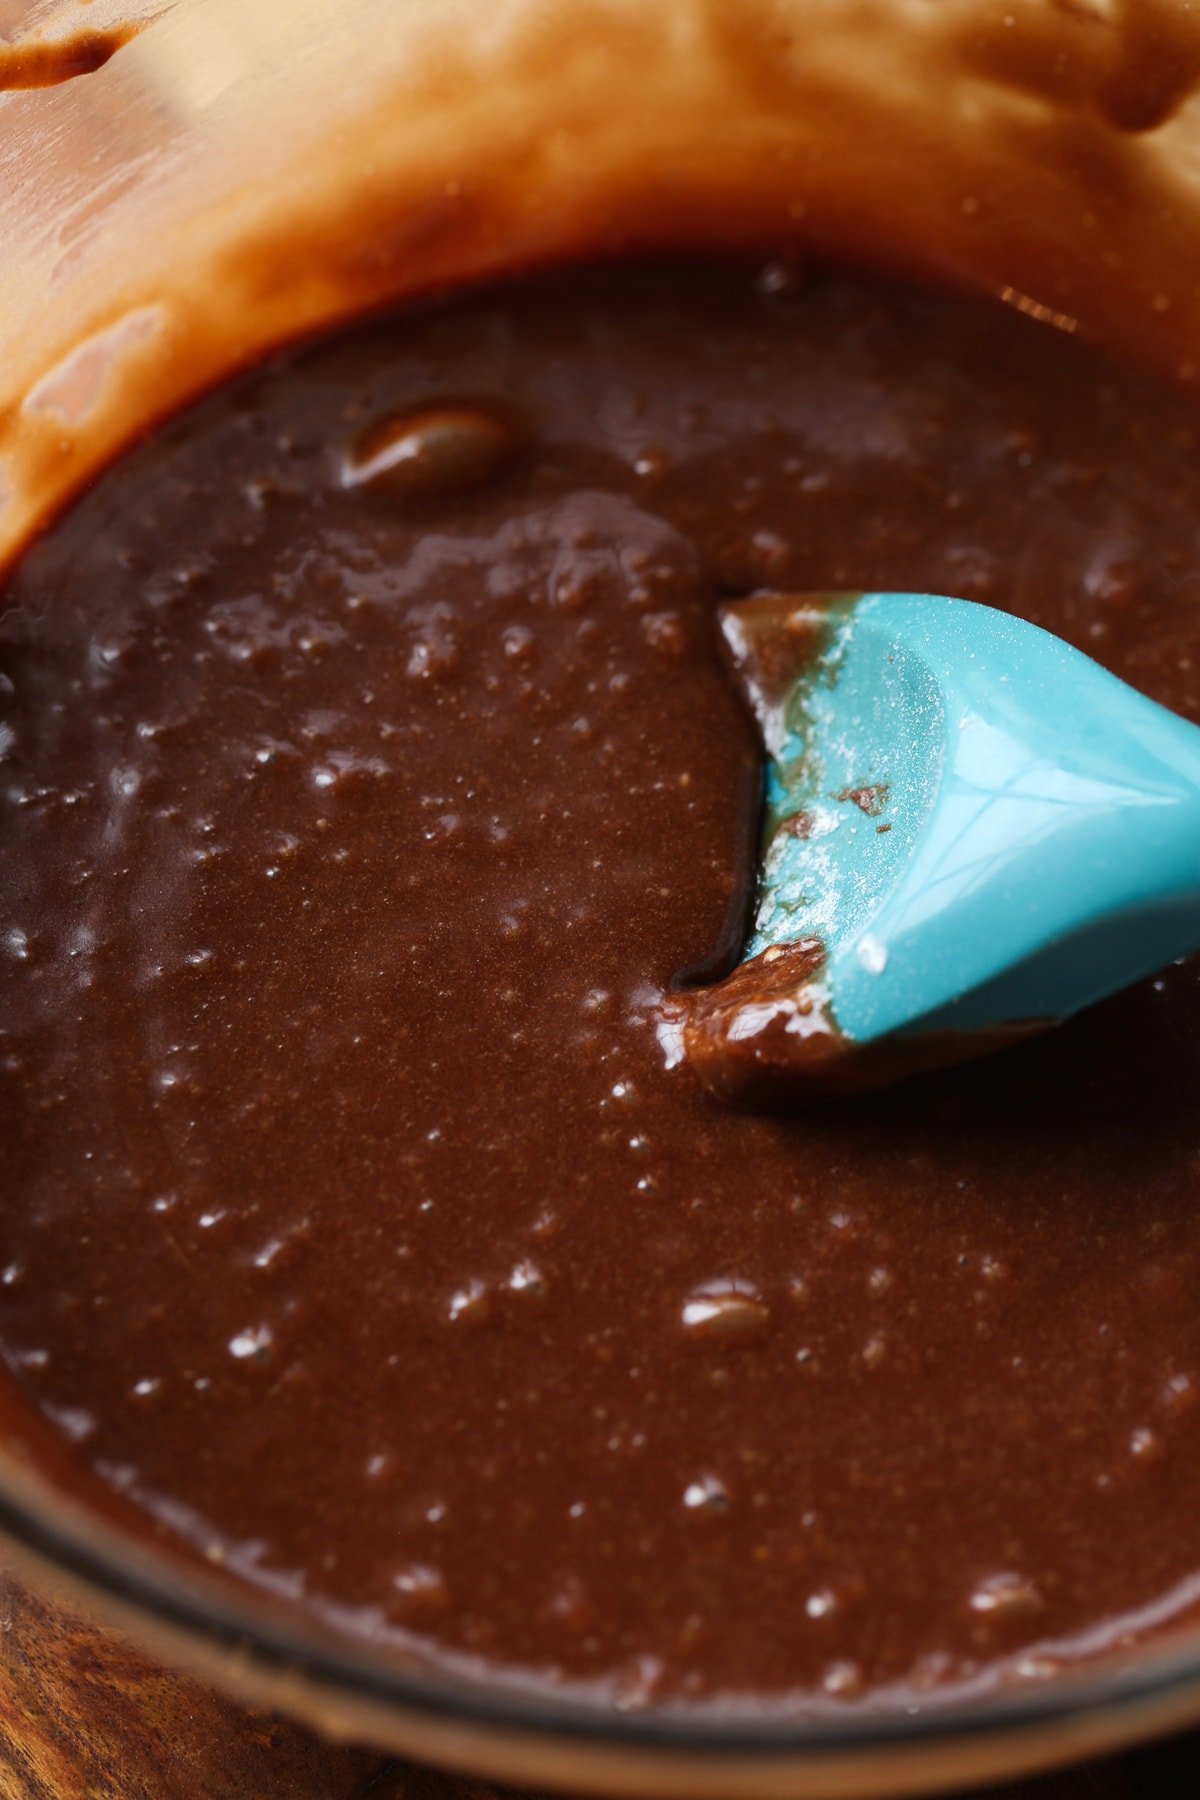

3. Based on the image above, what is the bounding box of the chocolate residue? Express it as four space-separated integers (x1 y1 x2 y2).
838 782 888 817
717 593 846 715
341 400 527 501
673 938 848 1102
0 26 140 92
956 0 1200 135
676 939 1053 1103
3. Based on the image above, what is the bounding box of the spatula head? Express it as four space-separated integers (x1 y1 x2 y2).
678 592 1200 1098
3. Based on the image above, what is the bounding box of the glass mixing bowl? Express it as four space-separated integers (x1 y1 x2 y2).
5 2 1200 1791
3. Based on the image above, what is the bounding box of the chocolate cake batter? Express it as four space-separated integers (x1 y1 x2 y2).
4 266 1200 1711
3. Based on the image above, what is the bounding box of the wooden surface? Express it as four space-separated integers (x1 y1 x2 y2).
0 1565 1192 1800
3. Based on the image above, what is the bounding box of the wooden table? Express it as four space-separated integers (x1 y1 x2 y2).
0 1567 1191 1800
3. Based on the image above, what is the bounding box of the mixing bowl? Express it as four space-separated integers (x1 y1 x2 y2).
5 3 1200 1792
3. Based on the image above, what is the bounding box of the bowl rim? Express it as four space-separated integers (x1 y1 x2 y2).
4 1448 1200 1780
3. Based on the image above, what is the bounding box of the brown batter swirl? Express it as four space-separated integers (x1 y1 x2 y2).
5 266 1200 1711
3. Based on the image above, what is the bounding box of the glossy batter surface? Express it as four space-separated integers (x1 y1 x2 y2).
5 269 1200 1710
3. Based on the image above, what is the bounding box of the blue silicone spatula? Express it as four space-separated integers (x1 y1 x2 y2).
678 591 1200 1098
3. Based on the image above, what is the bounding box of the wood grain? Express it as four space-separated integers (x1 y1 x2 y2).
0 1566 387 1800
